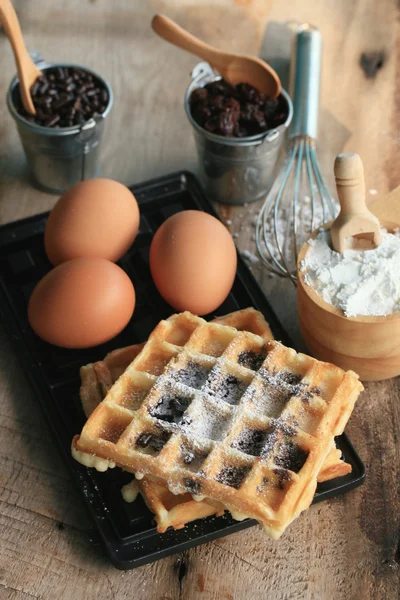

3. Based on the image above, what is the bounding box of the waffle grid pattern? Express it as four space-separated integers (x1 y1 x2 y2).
74 311 363 537
79 308 352 533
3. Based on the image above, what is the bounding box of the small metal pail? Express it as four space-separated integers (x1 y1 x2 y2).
184 62 293 205
6 60 113 194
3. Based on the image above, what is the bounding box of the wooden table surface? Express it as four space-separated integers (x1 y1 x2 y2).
1 1 399 599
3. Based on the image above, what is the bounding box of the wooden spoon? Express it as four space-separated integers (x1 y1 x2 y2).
151 14 281 98
330 152 382 253
0 0 42 115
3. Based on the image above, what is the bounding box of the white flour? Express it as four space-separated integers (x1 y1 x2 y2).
300 228 400 317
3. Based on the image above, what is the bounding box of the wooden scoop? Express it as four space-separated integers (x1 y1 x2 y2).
330 152 382 253
151 14 281 99
0 0 42 115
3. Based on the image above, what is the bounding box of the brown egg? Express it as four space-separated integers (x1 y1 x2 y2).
44 178 140 265
149 210 237 315
28 257 135 348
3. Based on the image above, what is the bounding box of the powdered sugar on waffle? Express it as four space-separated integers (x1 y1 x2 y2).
169 360 212 389
242 369 305 419
203 366 248 406
182 396 234 442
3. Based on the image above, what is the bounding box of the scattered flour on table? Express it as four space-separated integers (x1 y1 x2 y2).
299 228 400 317
241 250 260 264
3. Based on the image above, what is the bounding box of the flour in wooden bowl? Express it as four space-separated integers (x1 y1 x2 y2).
299 228 400 317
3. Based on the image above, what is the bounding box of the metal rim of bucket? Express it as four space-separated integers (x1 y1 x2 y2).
184 66 293 148
6 62 114 137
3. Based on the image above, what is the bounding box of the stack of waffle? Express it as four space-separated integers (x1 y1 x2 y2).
74 309 362 538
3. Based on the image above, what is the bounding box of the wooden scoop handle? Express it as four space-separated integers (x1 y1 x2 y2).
331 152 382 252
151 14 228 71
0 0 41 115
334 153 366 213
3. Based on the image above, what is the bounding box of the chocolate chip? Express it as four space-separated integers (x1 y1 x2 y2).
43 115 60 127
148 393 190 424
31 80 40 96
137 432 152 448
171 360 210 389
264 98 279 119
184 478 201 494
17 65 109 128
56 66 65 80
231 429 266 456
183 452 195 464
136 430 171 452
181 445 209 470
272 468 292 490
215 465 251 489
204 370 247 405
278 372 302 386
236 82 258 103
190 87 208 105
274 442 308 473
39 82 49 95
237 350 266 371
189 78 287 138
151 432 171 452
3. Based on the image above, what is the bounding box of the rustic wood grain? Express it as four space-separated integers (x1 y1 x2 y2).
1 1 400 599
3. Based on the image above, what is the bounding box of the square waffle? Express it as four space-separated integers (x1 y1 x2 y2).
79 309 351 533
73 311 363 538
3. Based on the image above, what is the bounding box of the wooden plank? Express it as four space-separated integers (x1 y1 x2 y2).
0 0 399 599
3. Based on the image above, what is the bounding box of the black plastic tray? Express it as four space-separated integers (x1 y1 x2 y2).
0 171 365 569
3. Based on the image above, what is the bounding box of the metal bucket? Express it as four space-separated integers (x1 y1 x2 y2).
184 63 293 205
7 60 113 194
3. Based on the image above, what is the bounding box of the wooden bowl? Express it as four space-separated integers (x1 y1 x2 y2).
297 223 400 381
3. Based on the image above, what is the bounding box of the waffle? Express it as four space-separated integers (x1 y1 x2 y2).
79 309 351 532
73 311 363 538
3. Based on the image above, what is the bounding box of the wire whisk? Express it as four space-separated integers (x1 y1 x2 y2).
256 25 337 284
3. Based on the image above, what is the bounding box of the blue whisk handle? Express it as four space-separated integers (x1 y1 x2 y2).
289 24 322 140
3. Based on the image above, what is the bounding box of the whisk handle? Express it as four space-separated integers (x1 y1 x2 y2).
289 25 322 140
